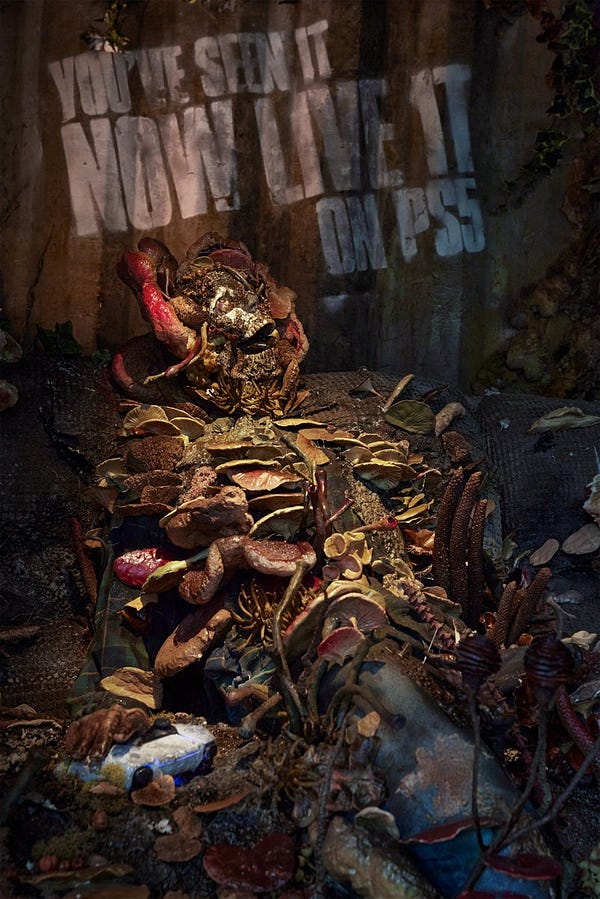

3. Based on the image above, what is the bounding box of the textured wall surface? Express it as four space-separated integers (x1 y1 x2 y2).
0 0 573 387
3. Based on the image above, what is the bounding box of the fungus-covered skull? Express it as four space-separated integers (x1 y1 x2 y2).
114 233 309 416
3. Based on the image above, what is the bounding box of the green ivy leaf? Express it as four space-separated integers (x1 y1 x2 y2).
36 321 82 356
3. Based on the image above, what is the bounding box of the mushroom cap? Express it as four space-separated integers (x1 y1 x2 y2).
244 539 317 576
154 608 232 677
124 435 185 473
322 594 387 638
164 485 252 549
317 626 366 665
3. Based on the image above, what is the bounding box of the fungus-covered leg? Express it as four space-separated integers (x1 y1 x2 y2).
64 705 150 760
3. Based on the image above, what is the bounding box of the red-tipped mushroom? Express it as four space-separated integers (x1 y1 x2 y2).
317 626 366 666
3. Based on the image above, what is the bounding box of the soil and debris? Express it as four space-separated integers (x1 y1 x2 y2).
1 357 599 898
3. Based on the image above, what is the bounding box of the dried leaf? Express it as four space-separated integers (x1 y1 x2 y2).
402 528 435 551
0 382 18 414
21 864 134 888
228 468 303 492
89 781 126 796
502 535 517 560
562 523 600 554
382 373 415 411
300 427 360 446
529 406 600 431
5 717 60 729
456 891 529 898
395 502 431 522
64 887 149 899
384 400 436 434
353 460 417 491
0 703 39 719
349 374 382 397
247 492 305 512
404 816 498 844
0 330 23 363
529 538 560 566
276 417 328 428
485 852 562 880
296 432 329 466
100 667 163 710
131 774 176 806
203 833 295 891
194 788 254 814
248 506 306 540
153 833 202 862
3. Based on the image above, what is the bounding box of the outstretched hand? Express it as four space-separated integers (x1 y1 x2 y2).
64 705 150 760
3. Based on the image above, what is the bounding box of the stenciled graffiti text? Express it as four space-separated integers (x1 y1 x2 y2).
49 20 485 272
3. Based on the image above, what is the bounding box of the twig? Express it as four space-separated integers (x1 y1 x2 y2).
313 715 348 897
326 683 398 729
467 692 487 853
272 560 311 734
0 748 49 824
462 707 549 892
503 731 600 849
239 692 283 739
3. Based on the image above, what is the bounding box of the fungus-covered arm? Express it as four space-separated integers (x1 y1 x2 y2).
117 249 196 360
179 535 317 605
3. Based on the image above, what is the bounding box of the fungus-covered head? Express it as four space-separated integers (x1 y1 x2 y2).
115 232 309 416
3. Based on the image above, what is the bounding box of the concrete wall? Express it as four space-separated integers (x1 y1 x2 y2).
0 0 574 387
